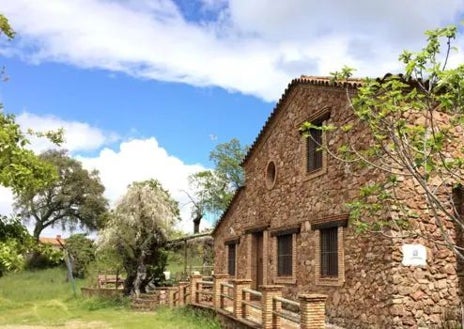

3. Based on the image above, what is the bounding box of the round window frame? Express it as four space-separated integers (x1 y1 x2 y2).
265 160 277 189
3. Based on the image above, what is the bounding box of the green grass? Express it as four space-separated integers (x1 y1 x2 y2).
166 251 207 280
0 267 220 329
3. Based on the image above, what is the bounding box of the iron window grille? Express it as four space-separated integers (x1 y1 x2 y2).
228 243 236 276
320 227 338 277
277 234 293 276
306 123 323 172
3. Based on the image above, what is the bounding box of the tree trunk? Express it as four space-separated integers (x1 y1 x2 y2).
123 273 136 296
133 261 147 297
193 213 202 234
33 222 44 241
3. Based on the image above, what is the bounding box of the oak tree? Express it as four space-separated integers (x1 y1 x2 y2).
14 150 108 240
188 138 247 230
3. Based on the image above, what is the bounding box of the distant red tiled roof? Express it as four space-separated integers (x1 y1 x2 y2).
39 235 65 247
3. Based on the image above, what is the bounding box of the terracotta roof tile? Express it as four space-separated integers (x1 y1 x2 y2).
212 186 245 236
241 75 363 166
214 73 427 233
39 236 65 247
213 75 365 234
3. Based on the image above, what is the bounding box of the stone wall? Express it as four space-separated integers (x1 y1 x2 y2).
213 82 463 328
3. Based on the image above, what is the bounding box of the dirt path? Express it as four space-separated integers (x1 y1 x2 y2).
0 321 110 329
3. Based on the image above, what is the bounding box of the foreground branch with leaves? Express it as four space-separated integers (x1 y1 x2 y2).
301 25 464 259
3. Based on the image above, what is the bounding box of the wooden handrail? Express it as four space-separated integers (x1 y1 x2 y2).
273 295 300 325
241 299 262 311
221 282 234 289
125 275 326 329
274 296 300 308
242 288 262 298
272 310 299 323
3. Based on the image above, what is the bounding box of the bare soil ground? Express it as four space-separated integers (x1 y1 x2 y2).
0 321 110 329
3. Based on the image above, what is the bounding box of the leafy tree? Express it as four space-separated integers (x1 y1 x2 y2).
0 14 62 195
14 150 109 240
65 234 95 278
0 216 64 273
0 14 14 39
188 138 248 230
25 243 64 270
301 25 464 259
98 179 180 295
0 216 34 276
209 138 247 190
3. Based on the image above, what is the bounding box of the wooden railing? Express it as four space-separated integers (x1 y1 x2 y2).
242 287 262 325
219 282 234 314
273 296 300 327
147 274 327 329
188 274 328 329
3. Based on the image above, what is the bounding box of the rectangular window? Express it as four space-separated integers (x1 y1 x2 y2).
306 124 323 172
320 227 338 277
228 243 236 276
277 234 293 276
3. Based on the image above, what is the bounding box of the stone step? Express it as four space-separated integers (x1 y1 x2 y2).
130 303 156 312
130 296 158 312
134 293 159 301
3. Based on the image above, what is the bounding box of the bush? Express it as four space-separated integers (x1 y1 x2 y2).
65 234 95 278
0 216 34 276
0 239 25 276
25 244 64 270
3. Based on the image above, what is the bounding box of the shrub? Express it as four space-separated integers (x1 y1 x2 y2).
65 234 95 278
0 216 34 276
26 244 64 270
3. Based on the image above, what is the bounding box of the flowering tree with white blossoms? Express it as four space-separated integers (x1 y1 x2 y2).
98 179 180 295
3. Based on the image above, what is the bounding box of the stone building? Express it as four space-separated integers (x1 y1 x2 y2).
212 76 463 328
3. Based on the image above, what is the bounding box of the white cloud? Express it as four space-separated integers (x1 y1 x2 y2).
0 187 13 217
77 138 208 232
16 112 119 153
1 1 462 101
1 114 205 235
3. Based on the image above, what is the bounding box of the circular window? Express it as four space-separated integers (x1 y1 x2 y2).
265 161 277 189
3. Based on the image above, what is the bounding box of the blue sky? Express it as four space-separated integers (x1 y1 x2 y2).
0 0 463 235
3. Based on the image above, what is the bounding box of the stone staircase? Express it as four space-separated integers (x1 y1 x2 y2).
130 292 159 311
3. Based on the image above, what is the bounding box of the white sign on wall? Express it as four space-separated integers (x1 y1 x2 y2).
402 244 427 266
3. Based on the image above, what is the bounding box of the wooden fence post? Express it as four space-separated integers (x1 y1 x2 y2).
299 294 327 329
213 274 229 310
260 285 283 329
190 274 202 305
232 279 252 319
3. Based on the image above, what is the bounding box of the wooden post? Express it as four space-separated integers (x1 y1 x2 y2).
232 279 252 319
299 294 327 329
260 285 283 329
183 240 187 277
190 274 202 305
213 274 229 310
